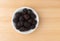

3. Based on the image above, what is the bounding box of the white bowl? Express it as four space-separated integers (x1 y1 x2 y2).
12 7 39 34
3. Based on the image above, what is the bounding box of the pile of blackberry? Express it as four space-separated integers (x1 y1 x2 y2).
13 8 37 32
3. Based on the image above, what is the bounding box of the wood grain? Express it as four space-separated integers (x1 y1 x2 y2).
0 0 60 41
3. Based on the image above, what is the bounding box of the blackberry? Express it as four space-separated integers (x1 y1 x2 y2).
15 12 22 17
30 25 35 29
23 14 30 20
28 9 36 19
28 9 32 14
30 13 36 19
19 27 29 31
19 16 24 21
15 24 20 29
32 20 37 25
24 21 31 28
13 17 19 23
17 21 23 27
28 19 33 24
23 8 28 14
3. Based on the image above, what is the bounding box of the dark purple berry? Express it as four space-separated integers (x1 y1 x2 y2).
28 9 32 14
19 16 24 21
30 25 35 29
28 9 36 19
28 19 33 23
17 21 23 27
23 8 28 14
19 27 29 31
13 17 19 23
14 23 20 29
15 24 20 29
32 20 37 25
15 12 22 17
23 14 30 20
24 22 31 28
30 13 36 19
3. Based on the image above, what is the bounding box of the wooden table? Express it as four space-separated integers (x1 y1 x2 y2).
0 0 60 41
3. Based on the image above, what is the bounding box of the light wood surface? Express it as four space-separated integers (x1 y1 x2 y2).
0 0 60 41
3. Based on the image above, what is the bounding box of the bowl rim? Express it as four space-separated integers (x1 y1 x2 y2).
11 7 39 34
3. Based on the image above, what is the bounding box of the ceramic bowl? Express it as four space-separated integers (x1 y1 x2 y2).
12 7 39 34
